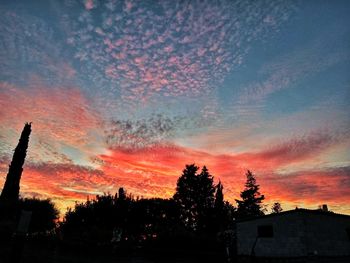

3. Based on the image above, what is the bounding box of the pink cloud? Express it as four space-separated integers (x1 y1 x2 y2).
62 0 296 106
1 126 348 215
85 0 94 10
237 131 340 170
0 80 103 166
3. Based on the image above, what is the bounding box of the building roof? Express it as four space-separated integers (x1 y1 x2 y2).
236 208 350 223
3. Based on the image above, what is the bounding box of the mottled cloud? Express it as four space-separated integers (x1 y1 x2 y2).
105 114 186 150
61 0 296 104
0 8 76 85
0 0 349 216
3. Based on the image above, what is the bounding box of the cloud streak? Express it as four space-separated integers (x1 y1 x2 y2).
1 126 349 214
0 81 103 165
239 42 350 104
237 130 343 169
0 8 76 86
0 81 99 144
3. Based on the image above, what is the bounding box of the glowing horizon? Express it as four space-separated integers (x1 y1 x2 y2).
0 0 349 216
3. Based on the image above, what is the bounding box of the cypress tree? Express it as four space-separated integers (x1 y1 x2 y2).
213 181 225 231
0 122 32 201
214 181 224 212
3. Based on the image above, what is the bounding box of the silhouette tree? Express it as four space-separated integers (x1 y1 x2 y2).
173 164 199 230
63 193 121 243
197 166 215 232
1 122 32 202
235 170 265 219
63 189 181 245
127 198 179 242
271 202 283 214
214 181 224 213
173 164 217 232
117 187 126 201
19 197 59 233
214 181 225 230
213 182 236 231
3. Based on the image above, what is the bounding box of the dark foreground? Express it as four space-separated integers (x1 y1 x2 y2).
0 235 229 263
1 236 350 263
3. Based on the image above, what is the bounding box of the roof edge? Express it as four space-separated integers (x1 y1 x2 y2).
236 208 350 223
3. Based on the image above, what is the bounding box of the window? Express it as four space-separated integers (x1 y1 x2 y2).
257 225 273 238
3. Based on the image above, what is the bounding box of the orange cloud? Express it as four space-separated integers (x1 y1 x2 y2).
0 105 349 215
1 140 349 215
0 81 99 145
97 137 350 213
263 167 350 202
0 80 104 165
0 161 105 214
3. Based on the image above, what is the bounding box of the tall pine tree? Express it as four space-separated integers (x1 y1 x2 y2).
235 170 265 219
173 164 216 232
173 164 199 230
197 166 215 232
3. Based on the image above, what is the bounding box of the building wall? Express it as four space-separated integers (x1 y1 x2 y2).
236 211 350 257
304 213 350 256
236 212 306 257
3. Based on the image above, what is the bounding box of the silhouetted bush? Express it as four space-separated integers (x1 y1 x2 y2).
19 197 59 233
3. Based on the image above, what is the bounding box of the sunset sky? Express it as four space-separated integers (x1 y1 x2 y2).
0 0 349 215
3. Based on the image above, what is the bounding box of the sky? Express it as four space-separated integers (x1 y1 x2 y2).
0 0 349 216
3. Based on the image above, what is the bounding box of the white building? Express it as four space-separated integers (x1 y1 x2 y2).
236 208 350 261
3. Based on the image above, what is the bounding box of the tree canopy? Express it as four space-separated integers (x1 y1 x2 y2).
173 164 201 230
19 197 59 233
173 164 220 233
235 170 265 219
271 202 283 214
62 164 239 245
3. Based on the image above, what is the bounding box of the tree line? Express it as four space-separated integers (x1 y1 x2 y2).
2 161 283 245
60 164 275 247
0 123 279 245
